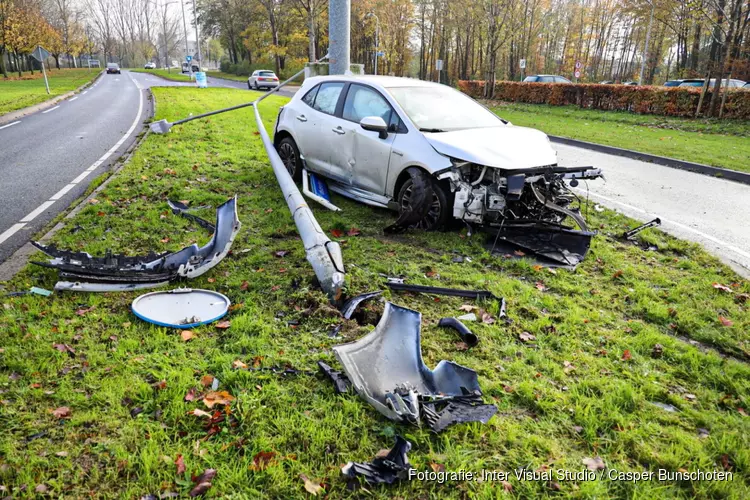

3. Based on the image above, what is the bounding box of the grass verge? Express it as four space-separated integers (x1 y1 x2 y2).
489 102 750 174
0 68 99 115
0 87 748 498
206 71 248 83
130 68 193 82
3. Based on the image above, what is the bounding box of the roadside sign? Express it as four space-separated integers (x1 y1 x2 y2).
376 51 385 57
186 55 192 61
519 59 526 69
574 70 581 78
575 60 582 69
31 45 50 94
31 45 50 62
436 59 443 71
195 71 207 88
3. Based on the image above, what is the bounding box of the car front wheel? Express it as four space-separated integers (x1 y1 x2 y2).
276 137 303 182
397 170 452 230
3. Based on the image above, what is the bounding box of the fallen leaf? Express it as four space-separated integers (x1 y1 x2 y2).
519 332 536 342
181 330 195 342
684 394 696 401
53 343 75 355
207 278 215 283
738 408 748 417
458 304 475 312
232 360 248 370
250 451 276 471
582 456 605 471
480 311 495 324
535 281 547 291
612 270 623 279
189 409 212 418
502 480 513 492
202 390 235 408
346 227 360 236
51 406 71 418
532 265 543 271
429 462 445 473
274 250 289 258
215 321 231 329
718 316 733 327
161 237 170 244
513 249 525 256
299 474 323 496
97 211 106 217
712 283 733 293
563 360 576 374
35 484 48 494
184 388 198 401
200 375 215 387
330 229 343 238
622 350 632 361
76 306 94 316
55 451 68 457
176 454 186 475
240 281 249 291
152 380 167 390
189 481 213 497
455 341 469 351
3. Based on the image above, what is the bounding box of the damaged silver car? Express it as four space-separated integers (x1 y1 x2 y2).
274 76 601 256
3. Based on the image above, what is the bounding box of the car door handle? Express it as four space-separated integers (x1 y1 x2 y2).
296 115 307 122
332 127 345 135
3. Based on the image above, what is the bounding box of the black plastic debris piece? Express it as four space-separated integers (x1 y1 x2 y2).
420 390 498 433
487 224 594 268
339 290 382 320
168 199 216 232
385 282 499 301
318 361 351 394
438 317 478 347
342 436 413 485
622 218 661 239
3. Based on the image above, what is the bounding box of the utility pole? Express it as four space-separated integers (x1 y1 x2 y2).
191 0 202 70
180 0 192 79
329 0 350 75
639 1 654 85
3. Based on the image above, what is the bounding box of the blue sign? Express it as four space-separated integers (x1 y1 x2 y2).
195 71 207 88
186 55 192 61
376 51 385 57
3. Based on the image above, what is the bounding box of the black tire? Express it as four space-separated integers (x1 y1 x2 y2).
254 82 259 90
276 137 303 182
247 82 251 90
397 170 452 230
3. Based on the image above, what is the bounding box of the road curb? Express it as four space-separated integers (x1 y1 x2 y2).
549 135 750 186
0 70 104 126
135 70 193 84
0 88 154 285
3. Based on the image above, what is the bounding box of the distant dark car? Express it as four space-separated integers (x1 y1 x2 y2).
106 63 121 74
679 78 746 88
523 75 572 83
663 80 684 87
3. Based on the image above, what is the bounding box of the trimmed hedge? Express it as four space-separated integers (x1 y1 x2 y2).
458 80 750 119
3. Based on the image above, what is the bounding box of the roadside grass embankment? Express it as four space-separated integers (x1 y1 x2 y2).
130 68 193 82
490 102 750 174
0 68 99 115
206 71 248 83
0 87 748 498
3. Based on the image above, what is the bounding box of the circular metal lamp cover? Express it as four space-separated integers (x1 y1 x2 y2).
132 288 230 329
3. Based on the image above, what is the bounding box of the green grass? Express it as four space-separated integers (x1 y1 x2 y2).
490 102 750 174
0 68 99 115
206 71 248 83
1 87 749 498
130 68 193 82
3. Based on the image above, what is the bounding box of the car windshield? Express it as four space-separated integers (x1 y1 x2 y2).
386 85 503 132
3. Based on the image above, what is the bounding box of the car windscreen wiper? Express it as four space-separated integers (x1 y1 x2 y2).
419 127 447 133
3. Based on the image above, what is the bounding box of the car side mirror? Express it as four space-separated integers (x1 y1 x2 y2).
360 116 388 139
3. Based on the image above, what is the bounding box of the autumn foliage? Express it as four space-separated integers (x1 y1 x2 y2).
459 80 750 120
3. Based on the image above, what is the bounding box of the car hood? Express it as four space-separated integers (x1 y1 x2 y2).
423 126 557 170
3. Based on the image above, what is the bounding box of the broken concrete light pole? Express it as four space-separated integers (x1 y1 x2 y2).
328 0 350 75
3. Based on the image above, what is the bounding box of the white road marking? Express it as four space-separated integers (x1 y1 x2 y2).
0 73 146 248
83 90 88 94
70 96 79 101
578 189 750 261
42 106 60 114
20 201 55 223
0 121 20 130
50 184 76 200
0 224 25 245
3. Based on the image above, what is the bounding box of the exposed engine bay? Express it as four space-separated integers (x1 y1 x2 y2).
437 161 603 266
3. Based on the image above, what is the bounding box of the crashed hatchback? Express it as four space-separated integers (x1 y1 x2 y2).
274 75 601 259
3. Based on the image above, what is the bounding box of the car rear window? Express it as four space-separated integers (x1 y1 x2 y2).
312 83 344 115
259 71 275 77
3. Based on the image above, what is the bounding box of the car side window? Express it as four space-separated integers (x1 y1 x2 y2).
313 82 345 115
342 84 393 125
302 85 319 107
540 76 554 83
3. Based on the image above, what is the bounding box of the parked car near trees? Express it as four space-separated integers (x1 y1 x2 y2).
679 78 746 88
522 74 572 83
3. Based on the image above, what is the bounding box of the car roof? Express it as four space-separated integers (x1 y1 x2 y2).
302 74 444 90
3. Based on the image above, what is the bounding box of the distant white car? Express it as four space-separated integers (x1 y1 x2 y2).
144 62 156 69
248 70 279 90
273 75 601 231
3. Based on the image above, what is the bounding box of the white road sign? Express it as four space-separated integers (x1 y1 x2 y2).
520 59 526 69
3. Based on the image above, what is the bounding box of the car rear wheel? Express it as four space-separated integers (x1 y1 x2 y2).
277 137 303 182
397 171 451 230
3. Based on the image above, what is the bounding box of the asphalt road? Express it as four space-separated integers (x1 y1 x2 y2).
557 144 750 278
0 71 147 264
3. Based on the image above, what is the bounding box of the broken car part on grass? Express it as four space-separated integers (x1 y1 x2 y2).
131 288 230 329
622 217 661 239
438 317 478 347
385 280 501 302
332 302 497 431
342 436 413 485
32 197 240 292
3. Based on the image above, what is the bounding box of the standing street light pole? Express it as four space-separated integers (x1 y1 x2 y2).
179 0 192 79
365 12 379 75
191 0 202 71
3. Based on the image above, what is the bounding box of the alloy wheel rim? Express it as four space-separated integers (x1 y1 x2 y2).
279 143 296 176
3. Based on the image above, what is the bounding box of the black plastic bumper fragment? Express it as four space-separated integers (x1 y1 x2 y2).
339 290 382 320
489 224 595 267
420 391 498 433
341 436 413 485
31 197 240 291
167 199 216 232
438 317 478 346
317 361 351 394
385 282 499 301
